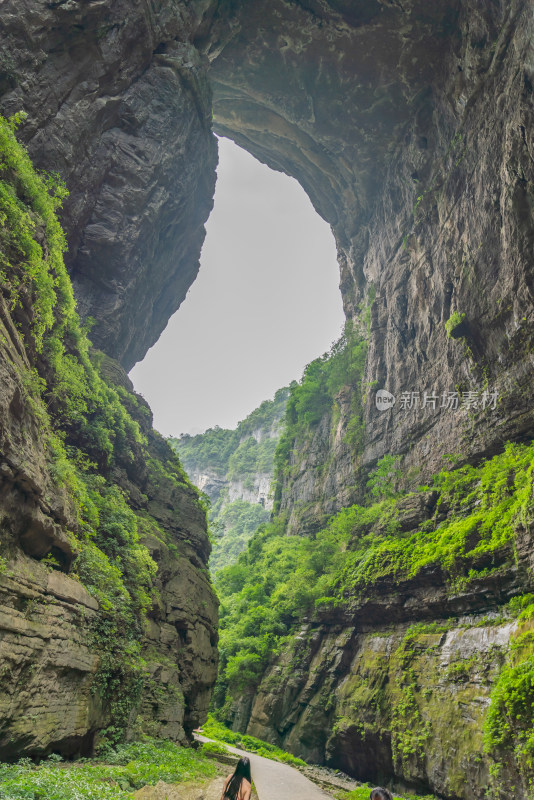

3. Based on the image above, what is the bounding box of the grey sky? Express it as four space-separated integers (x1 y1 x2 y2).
129 137 345 436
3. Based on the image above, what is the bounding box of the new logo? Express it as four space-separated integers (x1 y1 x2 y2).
375 389 396 412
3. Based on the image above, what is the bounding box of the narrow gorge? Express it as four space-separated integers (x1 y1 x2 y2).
170 387 288 573
0 1 533 799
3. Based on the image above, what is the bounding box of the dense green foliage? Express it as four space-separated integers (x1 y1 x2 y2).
0 114 203 743
445 311 466 338
0 114 145 471
337 788 436 800
366 455 401 499
0 111 69 351
214 440 534 711
209 500 270 573
273 321 368 512
483 596 534 785
0 739 216 799
202 715 306 766
170 388 288 574
170 387 289 478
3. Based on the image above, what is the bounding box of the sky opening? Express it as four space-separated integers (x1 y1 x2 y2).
129 137 345 436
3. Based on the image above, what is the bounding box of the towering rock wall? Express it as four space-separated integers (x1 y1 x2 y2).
207 0 534 485
228 474 534 797
0 117 217 757
0 0 533 793
3 0 530 502
204 3 534 797
0 0 218 369
3 0 532 482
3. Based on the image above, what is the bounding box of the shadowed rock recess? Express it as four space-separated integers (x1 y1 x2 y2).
1 0 534 796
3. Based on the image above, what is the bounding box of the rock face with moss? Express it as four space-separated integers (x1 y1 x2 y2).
170 388 288 573
0 117 217 757
215 437 534 797
249 615 518 797
0 0 219 370
1 0 534 796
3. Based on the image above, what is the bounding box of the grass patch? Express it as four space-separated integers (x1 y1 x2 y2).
202 715 306 767
0 739 216 799
336 789 437 800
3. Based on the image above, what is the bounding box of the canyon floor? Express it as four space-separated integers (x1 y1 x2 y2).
197 737 333 800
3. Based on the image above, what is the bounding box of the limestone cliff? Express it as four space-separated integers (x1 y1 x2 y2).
224 471 534 797
206 0 534 484
0 0 533 796
0 118 217 757
203 9 534 791
0 0 219 369
2 0 531 489
170 388 288 571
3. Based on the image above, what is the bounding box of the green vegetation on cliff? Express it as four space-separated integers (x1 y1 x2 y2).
483 595 534 787
214 434 534 785
170 388 288 574
0 114 208 744
209 499 270 574
273 321 367 513
170 387 288 479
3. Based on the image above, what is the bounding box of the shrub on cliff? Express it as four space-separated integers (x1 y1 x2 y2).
214 440 534 722
0 113 205 744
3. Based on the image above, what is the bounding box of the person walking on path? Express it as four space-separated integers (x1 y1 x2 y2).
221 756 252 800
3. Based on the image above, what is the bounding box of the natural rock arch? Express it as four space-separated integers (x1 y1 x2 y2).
2 0 532 484
1 0 534 790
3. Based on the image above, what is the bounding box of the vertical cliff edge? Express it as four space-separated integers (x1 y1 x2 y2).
0 115 218 757
0 1 533 796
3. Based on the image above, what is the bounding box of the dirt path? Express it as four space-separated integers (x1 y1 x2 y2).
196 737 333 800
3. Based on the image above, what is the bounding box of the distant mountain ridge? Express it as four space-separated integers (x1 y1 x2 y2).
169 387 289 572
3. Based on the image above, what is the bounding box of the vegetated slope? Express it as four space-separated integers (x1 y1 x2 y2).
0 114 217 758
213 322 534 800
169 388 288 573
0 739 217 799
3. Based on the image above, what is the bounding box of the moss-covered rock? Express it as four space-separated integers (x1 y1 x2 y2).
0 114 217 757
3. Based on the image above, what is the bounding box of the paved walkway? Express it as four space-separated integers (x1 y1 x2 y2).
196 736 333 800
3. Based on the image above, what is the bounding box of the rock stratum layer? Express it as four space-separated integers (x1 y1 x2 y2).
0 117 217 757
0 1 533 797
224 469 534 797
